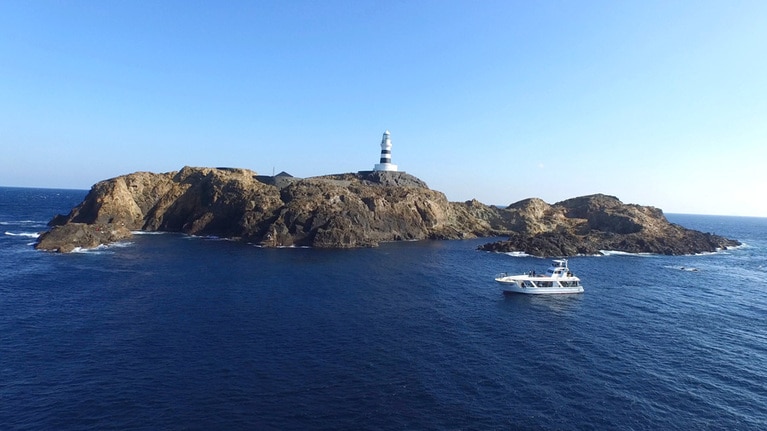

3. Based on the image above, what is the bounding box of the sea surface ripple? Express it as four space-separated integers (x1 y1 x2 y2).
1 187 766 430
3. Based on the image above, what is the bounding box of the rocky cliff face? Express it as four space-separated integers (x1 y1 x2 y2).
35 168 740 256
36 167 504 251
478 194 740 256
35 223 133 253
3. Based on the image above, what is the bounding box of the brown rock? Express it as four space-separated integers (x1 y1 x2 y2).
37 167 508 251
35 223 132 253
36 169 740 256
479 194 740 256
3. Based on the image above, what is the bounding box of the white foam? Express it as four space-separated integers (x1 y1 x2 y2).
663 265 700 272
503 251 531 257
71 246 102 254
692 242 751 255
600 248 737 257
70 241 134 254
249 243 310 249
4 231 40 238
691 250 721 256
108 241 134 248
599 250 656 257
0 220 41 225
187 234 239 241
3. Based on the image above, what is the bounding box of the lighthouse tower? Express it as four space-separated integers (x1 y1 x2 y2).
373 130 398 171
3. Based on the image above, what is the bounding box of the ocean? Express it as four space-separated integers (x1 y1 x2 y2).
2 186 766 430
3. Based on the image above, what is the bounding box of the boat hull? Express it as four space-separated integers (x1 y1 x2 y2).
498 282 584 295
495 259 584 294
495 276 584 294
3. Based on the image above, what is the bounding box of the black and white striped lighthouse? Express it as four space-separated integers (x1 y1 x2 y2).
373 130 398 171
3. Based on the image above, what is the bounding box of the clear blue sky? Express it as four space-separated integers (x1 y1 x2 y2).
2 1 766 216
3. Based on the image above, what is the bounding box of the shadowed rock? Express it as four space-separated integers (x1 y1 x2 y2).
36 223 132 253
36 167 505 251
35 168 740 256
479 194 740 256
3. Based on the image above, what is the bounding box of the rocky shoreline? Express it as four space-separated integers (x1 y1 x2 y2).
477 195 741 256
35 166 740 256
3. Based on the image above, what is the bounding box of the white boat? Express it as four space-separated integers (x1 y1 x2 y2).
495 259 584 294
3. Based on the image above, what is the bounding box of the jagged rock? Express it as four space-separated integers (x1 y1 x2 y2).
479 194 740 256
36 168 740 256
37 167 504 251
35 223 132 253
259 175 494 247
357 171 430 188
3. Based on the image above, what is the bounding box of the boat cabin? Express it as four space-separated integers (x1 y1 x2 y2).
546 259 573 278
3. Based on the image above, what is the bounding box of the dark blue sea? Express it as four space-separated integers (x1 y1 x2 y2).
2 186 766 430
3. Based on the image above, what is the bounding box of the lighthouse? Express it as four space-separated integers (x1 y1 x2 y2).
373 130 398 171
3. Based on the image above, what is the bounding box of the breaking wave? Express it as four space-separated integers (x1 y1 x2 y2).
503 251 532 257
599 250 656 257
4 231 40 238
70 241 134 254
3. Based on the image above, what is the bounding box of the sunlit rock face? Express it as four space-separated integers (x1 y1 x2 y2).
35 168 740 256
36 167 506 251
479 194 741 256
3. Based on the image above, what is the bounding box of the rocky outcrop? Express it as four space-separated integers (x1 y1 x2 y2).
36 167 505 251
35 168 740 256
478 194 740 256
36 223 132 253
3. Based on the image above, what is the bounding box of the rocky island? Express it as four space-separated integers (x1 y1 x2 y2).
477 194 741 256
35 166 740 256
